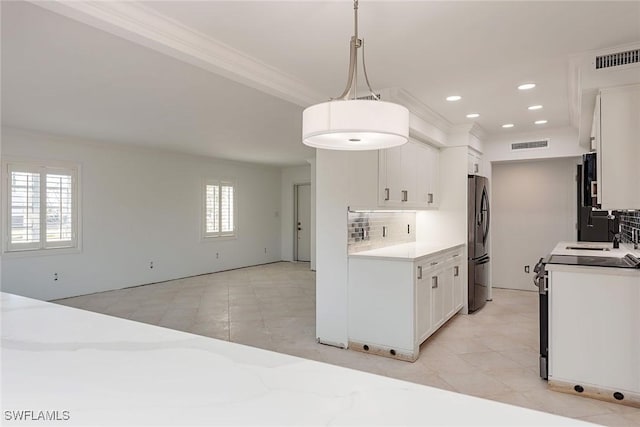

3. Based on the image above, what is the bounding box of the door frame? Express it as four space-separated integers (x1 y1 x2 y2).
293 182 311 262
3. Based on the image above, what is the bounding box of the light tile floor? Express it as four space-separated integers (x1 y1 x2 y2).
55 262 640 426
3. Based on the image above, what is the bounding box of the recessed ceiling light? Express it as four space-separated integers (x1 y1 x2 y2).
528 105 543 110
535 120 548 125
446 95 462 102
466 113 480 118
518 83 536 90
502 123 514 128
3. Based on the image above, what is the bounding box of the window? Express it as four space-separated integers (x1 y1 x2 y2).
5 162 79 252
204 179 236 238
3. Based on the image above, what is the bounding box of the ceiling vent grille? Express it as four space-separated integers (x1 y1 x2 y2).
595 49 640 69
511 139 549 151
356 94 382 101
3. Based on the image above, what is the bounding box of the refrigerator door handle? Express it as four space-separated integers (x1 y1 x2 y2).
475 254 490 265
480 187 490 246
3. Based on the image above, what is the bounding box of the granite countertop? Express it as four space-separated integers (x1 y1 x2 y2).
0 292 587 426
349 241 465 262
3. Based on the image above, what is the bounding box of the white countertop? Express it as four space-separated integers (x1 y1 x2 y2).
0 292 587 426
349 241 465 262
551 241 640 258
548 241 640 275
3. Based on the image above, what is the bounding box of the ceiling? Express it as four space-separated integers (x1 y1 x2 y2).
2 1 640 166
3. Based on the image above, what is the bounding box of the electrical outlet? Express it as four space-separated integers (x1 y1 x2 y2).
150 261 154 269
524 265 530 273
264 248 267 253
216 252 219 259
54 272 58 282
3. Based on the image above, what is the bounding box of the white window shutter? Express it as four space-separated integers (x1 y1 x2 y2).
9 170 41 249
45 173 74 245
6 163 78 252
203 179 236 238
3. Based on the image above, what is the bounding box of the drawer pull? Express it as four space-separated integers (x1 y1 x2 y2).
430 261 438 266
432 276 438 288
454 266 459 277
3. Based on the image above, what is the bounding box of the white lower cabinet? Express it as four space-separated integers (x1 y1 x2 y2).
348 246 464 361
453 263 463 313
430 271 445 331
415 265 432 345
548 265 640 400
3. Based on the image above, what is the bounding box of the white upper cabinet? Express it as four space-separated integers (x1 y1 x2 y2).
597 84 640 210
419 143 440 208
590 94 601 152
379 140 440 209
468 149 482 175
347 150 380 209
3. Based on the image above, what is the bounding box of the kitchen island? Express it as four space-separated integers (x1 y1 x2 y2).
348 241 465 361
546 241 640 407
0 292 587 426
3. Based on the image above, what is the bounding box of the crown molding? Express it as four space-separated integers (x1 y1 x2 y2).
31 1 324 107
383 88 452 134
449 123 487 141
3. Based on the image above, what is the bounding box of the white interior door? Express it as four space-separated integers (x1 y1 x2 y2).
296 184 311 262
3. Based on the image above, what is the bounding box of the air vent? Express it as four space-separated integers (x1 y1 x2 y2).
511 139 549 151
595 49 640 69
356 94 382 101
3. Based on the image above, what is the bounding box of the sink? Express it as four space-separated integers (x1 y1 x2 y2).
565 245 610 251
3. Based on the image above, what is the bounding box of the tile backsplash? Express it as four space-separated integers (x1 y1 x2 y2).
348 211 415 253
618 210 640 244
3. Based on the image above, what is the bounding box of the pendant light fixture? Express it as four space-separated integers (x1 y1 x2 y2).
302 0 409 151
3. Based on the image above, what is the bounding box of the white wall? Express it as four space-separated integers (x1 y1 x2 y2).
308 158 317 271
484 126 587 162
1 127 282 301
491 157 580 291
280 164 311 262
483 125 586 293
315 149 349 348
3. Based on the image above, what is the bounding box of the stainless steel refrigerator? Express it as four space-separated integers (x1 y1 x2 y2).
468 175 490 313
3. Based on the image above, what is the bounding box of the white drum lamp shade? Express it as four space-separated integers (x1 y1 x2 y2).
302 100 410 150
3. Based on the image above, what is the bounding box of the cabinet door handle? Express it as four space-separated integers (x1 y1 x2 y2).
432 276 438 288
417 265 423 280
427 193 434 204
401 190 408 202
384 187 390 201
454 266 459 277
474 163 479 173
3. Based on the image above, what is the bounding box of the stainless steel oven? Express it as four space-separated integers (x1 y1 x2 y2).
533 257 549 380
